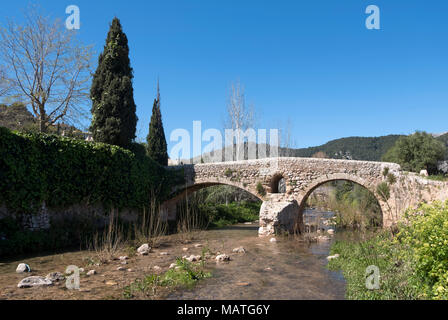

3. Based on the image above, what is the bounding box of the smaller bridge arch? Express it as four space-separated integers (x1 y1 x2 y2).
297 172 385 227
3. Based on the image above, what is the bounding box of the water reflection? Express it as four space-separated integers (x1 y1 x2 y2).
168 209 346 300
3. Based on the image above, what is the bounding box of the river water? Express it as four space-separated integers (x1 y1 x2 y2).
0 209 347 300
168 209 346 300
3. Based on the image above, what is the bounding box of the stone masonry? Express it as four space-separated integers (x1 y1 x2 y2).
162 157 448 236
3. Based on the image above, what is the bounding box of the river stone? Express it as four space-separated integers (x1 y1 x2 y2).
16 263 31 273
86 270 96 276
327 229 335 235
194 244 203 248
117 266 126 271
153 266 162 272
236 282 250 286
45 272 65 282
186 255 201 262
232 247 246 254
137 244 151 255
18 276 52 288
270 238 277 243
326 254 340 261
119 256 128 261
169 263 177 269
216 254 231 262
159 252 169 256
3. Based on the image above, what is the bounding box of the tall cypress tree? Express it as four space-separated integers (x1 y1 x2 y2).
90 18 138 147
147 83 168 166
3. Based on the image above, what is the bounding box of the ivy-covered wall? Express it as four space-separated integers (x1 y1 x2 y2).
0 127 183 256
0 127 183 213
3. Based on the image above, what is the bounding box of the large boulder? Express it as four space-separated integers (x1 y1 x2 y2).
18 276 52 288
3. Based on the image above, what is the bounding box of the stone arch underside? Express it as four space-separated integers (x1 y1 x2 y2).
160 179 263 221
296 173 386 227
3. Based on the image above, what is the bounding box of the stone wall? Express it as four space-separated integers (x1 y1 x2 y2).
0 201 140 231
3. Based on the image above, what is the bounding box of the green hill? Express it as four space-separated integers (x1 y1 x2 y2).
0 103 85 137
0 103 37 131
288 135 404 161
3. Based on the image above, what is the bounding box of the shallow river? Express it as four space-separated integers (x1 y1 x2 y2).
0 209 347 300
168 211 346 300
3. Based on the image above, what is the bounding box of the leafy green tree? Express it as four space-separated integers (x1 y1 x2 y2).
382 131 446 174
90 18 137 147
146 84 168 166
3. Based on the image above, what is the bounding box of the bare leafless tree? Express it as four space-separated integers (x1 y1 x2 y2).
224 80 256 161
0 67 9 97
0 8 93 132
279 118 297 157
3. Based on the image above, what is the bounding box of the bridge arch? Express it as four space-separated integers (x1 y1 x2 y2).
161 179 263 221
297 173 385 227
270 173 286 194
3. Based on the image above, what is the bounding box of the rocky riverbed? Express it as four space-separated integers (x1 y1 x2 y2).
0 215 345 300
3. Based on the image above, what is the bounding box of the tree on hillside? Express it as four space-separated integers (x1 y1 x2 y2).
382 131 446 174
146 83 168 166
0 8 93 132
312 151 328 159
90 17 138 147
0 103 37 131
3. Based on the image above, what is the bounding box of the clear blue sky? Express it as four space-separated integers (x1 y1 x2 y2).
2 0 448 156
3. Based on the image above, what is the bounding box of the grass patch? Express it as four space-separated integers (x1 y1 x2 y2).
328 201 448 300
425 174 448 182
327 232 421 300
123 258 211 299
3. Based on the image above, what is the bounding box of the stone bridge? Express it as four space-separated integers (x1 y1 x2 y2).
161 157 448 236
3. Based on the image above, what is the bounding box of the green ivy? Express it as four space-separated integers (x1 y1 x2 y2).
0 127 184 215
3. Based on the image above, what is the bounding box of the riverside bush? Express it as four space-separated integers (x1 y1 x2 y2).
328 201 448 300
398 201 448 299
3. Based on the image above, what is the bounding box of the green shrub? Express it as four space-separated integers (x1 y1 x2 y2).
0 127 183 214
328 232 422 300
329 201 448 300
256 182 266 196
382 131 446 174
224 168 233 177
398 201 448 299
204 202 260 228
376 182 390 201
123 258 211 299
0 127 184 256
